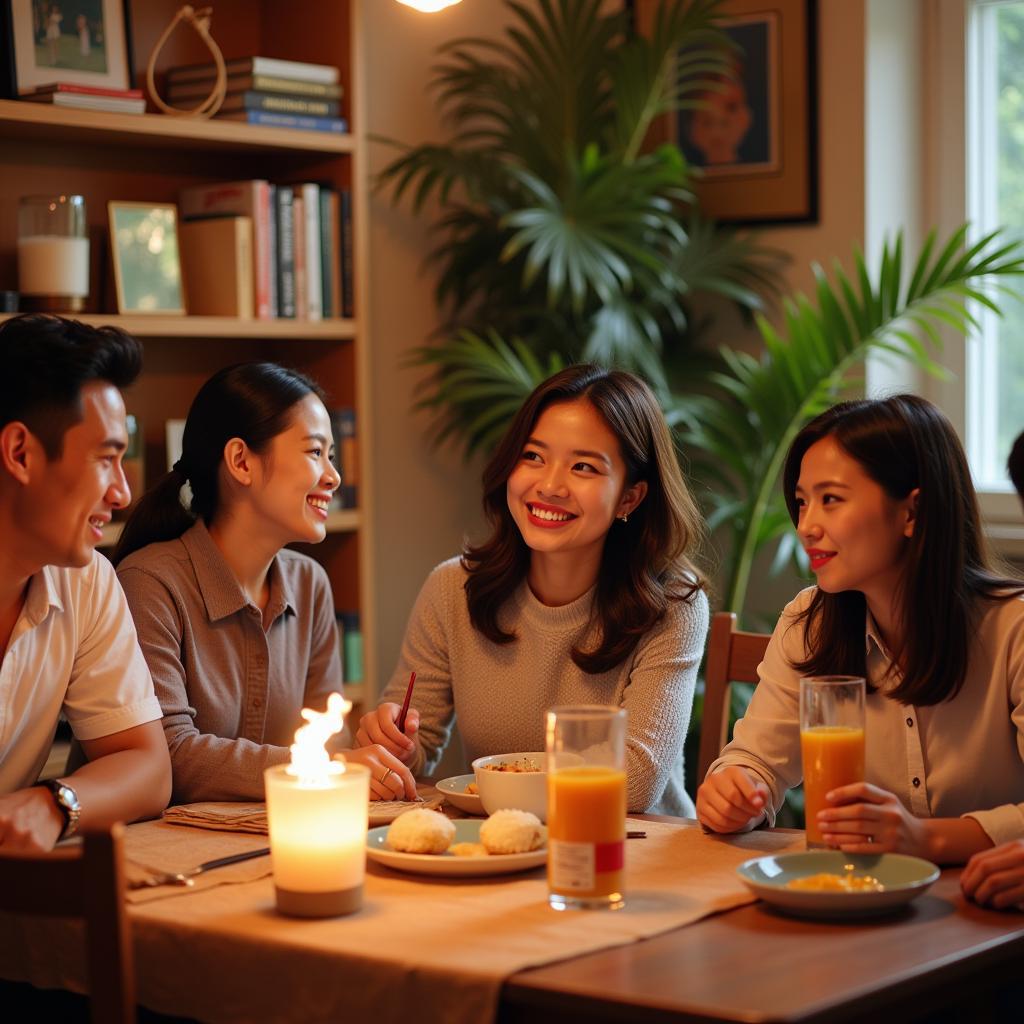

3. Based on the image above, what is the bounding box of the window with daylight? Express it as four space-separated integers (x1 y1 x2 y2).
968 0 1024 492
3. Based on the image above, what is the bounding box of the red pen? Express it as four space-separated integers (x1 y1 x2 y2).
396 670 416 733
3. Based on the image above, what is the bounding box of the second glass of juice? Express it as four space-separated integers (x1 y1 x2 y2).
800 675 866 848
545 705 627 911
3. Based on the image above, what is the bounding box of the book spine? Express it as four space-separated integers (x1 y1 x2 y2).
236 218 255 319
168 75 343 100
235 91 339 117
293 195 308 320
275 186 296 319
331 408 358 510
340 189 354 319
328 191 342 320
301 184 322 321
318 187 335 321
255 181 272 320
167 58 338 85
224 110 348 133
267 184 278 317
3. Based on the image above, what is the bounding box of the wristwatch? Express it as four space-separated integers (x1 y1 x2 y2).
40 778 81 840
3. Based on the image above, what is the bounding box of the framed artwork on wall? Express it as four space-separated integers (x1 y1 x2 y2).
0 0 133 97
108 202 186 315
633 0 819 226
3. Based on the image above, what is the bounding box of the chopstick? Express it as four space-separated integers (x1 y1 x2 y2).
396 670 417 732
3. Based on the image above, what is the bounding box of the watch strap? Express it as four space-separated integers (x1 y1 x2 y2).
40 778 81 840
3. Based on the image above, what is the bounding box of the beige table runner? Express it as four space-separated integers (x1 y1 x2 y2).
2 818 803 1024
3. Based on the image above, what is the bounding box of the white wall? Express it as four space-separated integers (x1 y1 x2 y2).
361 2 515 698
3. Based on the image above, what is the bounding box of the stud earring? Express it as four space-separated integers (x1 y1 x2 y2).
618 513 628 523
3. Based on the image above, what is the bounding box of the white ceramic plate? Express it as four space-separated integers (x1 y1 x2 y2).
366 819 546 877
435 774 485 815
737 850 940 919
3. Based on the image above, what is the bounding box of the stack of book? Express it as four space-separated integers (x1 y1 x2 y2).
165 56 347 134
21 82 145 114
178 179 354 322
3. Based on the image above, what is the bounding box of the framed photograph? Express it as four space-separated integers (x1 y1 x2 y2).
633 0 818 226
108 202 186 315
1 0 133 96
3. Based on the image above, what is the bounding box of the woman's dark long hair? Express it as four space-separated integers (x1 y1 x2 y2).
782 394 1024 704
463 364 706 674
112 363 323 565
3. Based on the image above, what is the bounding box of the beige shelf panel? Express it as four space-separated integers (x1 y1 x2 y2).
0 313 355 340
100 508 361 549
0 99 354 156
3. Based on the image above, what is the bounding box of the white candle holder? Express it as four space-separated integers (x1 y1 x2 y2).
264 761 370 918
17 195 89 312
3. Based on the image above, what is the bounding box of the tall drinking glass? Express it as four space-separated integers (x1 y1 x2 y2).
545 705 627 911
800 676 866 849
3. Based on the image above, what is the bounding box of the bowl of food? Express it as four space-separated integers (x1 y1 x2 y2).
471 752 548 822
736 850 940 919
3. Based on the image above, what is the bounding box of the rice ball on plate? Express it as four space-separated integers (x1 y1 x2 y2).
387 808 455 854
479 809 546 854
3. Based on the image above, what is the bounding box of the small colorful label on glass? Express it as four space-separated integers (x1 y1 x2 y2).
550 839 624 891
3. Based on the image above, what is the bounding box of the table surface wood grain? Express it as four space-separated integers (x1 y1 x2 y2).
500 817 1024 1024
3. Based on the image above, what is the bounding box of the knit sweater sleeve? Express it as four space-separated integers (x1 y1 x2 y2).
622 588 709 812
379 560 459 777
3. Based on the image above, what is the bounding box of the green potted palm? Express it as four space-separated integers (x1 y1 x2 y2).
377 0 785 452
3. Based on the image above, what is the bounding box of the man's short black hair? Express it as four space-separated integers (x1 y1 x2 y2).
0 314 142 458
1009 429 1024 505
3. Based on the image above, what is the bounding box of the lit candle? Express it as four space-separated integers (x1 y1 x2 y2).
264 692 370 917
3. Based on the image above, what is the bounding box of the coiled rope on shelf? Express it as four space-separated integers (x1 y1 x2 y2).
146 5 227 119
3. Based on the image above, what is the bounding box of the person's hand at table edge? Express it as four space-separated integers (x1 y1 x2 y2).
961 839 1024 909
696 766 769 833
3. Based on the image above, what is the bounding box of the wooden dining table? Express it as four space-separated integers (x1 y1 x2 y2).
501 816 1024 1024
3 811 1024 1024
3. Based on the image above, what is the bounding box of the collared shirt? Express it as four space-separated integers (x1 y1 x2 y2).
710 587 1024 845
0 552 161 794
117 521 342 803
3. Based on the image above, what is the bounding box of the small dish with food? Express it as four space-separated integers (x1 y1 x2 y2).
435 773 485 815
471 751 548 822
736 850 940 919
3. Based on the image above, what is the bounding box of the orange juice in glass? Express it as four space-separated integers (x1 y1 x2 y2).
799 676 865 848
546 706 627 910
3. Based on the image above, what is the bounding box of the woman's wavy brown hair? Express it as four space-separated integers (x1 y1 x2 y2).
783 393 1024 704
462 364 706 674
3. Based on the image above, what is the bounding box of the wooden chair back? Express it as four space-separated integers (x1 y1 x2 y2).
697 612 771 782
0 824 134 1024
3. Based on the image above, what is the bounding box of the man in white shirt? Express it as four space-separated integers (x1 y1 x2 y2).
0 314 171 851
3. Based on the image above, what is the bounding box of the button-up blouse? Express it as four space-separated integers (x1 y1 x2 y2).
117 521 342 803
709 587 1024 845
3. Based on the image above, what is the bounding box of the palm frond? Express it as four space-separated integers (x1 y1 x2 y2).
676 228 1024 613
407 330 566 455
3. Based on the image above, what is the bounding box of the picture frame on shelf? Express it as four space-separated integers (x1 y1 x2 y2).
633 0 818 226
108 201 186 315
1 0 134 97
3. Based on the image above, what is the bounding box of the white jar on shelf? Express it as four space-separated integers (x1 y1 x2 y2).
17 194 89 312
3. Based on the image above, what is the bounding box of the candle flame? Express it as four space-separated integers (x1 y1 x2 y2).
288 691 352 785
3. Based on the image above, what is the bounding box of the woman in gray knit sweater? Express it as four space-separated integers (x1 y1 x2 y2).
357 365 709 816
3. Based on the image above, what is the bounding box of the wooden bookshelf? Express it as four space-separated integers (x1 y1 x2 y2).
0 312 356 340
0 99 355 155
1 0 375 690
